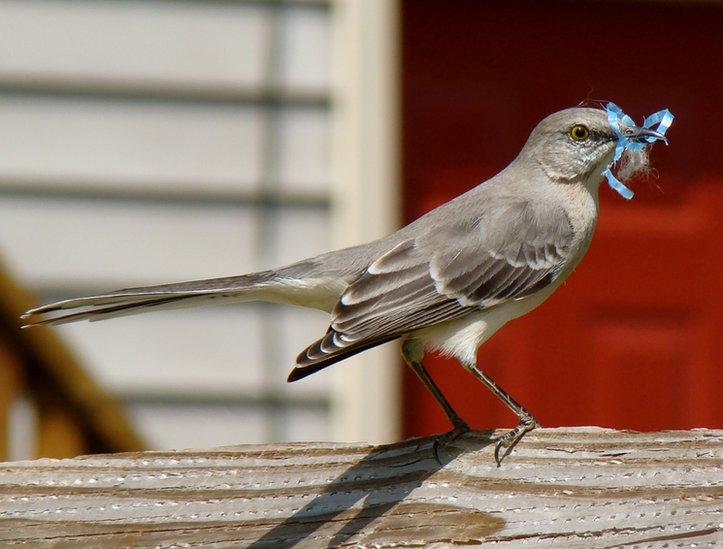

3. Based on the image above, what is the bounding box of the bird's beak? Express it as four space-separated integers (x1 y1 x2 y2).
625 126 668 144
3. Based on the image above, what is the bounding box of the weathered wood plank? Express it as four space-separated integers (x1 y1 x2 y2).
0 428 720 547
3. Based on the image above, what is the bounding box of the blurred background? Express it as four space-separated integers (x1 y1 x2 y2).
0 0 719 460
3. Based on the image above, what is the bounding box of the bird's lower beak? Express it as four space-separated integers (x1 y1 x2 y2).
626 126 668 144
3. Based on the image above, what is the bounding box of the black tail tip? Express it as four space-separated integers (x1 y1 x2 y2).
287 367 304 383
287 362 325 382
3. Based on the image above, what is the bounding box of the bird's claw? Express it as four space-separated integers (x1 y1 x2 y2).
494 416 538 467
431 421 469 465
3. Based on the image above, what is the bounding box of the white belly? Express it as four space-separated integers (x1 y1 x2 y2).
406 282 560 366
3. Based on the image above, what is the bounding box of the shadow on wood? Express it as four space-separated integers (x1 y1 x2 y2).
0 428 720 547
248 429 496 548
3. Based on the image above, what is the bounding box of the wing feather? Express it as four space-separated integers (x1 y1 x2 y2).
290 200 575 379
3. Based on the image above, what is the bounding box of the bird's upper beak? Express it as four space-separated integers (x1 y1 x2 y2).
625 126 668 144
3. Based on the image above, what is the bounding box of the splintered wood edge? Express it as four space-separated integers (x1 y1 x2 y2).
0 427 720 547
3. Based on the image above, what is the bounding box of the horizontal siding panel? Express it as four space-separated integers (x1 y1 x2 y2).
0 0 269 90
270 209 331 266
281 407 330 442
277 109 331 192
129 404 268 449
278 6 330 92
0 97 264 191
55 307 267 394
277 307 332 397
0 198 259 286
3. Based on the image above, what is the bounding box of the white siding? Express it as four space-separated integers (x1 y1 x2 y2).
130 405 268 451
0 0 335 450
277 108 331 191
0 198 259 286
0 0 270 89
277 6 331 91
0 98 265 190
58 308 267 394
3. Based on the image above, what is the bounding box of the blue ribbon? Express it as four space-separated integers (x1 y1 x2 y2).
603 102 674 200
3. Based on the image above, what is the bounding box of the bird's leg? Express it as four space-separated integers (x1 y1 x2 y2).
463 361 539 466
402 342 469 462
409 358 469 432
402 342 468 430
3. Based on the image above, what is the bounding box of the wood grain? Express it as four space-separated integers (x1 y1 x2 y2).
0 428 720 547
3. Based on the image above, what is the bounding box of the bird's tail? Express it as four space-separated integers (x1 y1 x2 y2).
287 327 397 382
21 270 334 327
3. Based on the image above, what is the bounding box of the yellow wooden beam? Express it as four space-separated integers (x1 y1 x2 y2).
0 262 145 455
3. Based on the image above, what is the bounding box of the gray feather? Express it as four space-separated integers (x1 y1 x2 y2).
292 198 575 374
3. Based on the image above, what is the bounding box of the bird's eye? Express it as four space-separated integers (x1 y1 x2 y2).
569 124 590 141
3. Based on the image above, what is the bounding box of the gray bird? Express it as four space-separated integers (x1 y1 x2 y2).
22 106 669 463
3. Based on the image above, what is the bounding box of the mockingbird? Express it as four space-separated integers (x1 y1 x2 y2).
23 105 671 463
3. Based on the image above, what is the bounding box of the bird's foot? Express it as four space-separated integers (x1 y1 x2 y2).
494 415 538 466
431 420 470 465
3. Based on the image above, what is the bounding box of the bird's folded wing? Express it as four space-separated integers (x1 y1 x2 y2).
295 200 574 369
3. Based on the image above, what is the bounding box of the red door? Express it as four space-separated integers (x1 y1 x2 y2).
401 0 723 435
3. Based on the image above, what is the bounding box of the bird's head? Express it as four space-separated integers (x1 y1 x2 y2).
521 107 664 187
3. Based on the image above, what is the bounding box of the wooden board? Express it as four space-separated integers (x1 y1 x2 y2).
0 428 720 547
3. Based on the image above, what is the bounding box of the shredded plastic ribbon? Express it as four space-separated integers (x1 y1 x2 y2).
603 102 674 200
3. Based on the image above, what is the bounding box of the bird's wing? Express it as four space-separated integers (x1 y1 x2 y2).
290 200 574 379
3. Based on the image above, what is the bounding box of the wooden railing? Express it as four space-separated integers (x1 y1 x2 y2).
0 428 719 546
0 262 144 460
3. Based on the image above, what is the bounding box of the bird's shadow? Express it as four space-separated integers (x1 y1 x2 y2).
247 430 496 548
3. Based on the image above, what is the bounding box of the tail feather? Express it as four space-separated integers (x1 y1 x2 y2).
24 294 209 327
22 272 275 327
288 328 397 382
